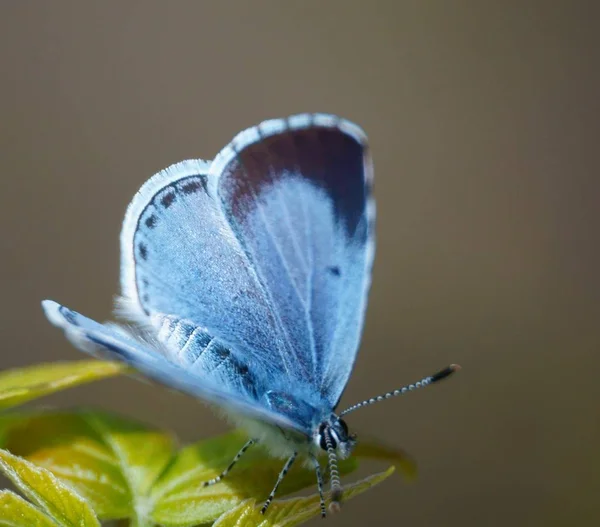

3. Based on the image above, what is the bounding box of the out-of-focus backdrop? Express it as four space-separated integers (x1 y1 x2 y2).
1 2 598 526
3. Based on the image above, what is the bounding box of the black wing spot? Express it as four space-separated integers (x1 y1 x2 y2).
161 192 176 208
138 242 148 260
327 265 341 277
145 215 157 229
181 179 205 194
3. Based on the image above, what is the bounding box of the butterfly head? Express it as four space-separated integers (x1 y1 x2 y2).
313 415 356 512
315 415 357 460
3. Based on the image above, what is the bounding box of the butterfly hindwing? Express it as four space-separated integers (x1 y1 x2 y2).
119 159 291 377
42 300 307 434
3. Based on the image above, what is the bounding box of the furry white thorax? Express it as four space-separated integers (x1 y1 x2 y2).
227 412 320 466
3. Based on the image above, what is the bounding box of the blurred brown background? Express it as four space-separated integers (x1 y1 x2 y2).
1 2 599 526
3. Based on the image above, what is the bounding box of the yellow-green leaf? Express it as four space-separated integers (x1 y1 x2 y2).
213 466 395 527
0 490 57 527
0 411 175 523
84 412 175 501
0 449 100 527
150 431 358 527
0 361 126 411
0 408 411 527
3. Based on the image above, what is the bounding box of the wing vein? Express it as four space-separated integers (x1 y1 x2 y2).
248 191 303 378
274 183 309 277
299 194 318 378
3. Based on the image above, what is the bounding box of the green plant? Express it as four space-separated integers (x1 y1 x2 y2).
0 361 414 526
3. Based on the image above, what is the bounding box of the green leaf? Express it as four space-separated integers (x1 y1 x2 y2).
212 466 395 527
0 361 126 411
150 431 357 527
0 411 175 524
0 448 100 527
0 490 58 527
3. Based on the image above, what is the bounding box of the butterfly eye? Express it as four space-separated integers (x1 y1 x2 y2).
318 423 338 450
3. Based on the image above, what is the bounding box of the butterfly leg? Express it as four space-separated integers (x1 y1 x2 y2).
202 438 256 487
309 454 326 518
260 451 298 514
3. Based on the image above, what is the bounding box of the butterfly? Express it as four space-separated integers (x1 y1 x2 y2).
43 113 458 516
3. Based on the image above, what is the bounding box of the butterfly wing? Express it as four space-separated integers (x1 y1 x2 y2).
211 114 375 407
42 300 308 434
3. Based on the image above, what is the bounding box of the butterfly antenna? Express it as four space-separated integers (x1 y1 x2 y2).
324 427 343 513
339 364 461 417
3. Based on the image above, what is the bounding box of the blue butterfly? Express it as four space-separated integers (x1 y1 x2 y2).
43 113 458 516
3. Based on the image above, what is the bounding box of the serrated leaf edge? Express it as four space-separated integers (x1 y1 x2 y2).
0 449 100 527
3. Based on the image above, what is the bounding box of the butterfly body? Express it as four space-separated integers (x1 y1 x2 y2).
146 310 342 461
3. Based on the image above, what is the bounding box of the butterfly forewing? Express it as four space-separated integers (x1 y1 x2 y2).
213 115 375 406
